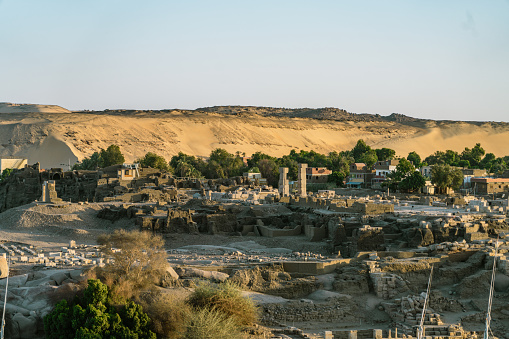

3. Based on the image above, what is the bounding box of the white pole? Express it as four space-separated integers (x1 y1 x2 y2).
418 264 434 339
484 239 498 339
0 255 9 339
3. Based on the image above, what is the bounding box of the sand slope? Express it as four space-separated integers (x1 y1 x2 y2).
0 105 508 169
0 102 71 114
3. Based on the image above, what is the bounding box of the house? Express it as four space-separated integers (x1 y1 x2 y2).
347 163 376 188
470 178 509 194
306 167 332 183
243 172 267 185
0 158 28 173
419 166 432 178
372 160 399 186
117 163 140 181
462 168 488 189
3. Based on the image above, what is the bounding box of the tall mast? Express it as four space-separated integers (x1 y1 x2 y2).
484 239 499 339
418 264 434 339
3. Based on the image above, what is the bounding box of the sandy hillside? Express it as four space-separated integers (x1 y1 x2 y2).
0 102 71 114
0 104 508 169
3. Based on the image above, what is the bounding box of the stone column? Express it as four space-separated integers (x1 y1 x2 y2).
278 167 289 197
298 163 307 197
348 330 357 339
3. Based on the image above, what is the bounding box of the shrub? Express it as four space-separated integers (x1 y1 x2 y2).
96 230 167 299
44 279 156 339
183 308 242 339
141 293 192 339
187 282 258 326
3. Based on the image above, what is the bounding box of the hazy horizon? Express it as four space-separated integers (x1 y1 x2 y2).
1 1 508 122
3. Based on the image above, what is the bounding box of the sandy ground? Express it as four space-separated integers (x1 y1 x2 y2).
1 106 508 169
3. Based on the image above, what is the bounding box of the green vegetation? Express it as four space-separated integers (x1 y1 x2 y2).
44 279 156 339
431 164 464 194
0 168 13 182
70 142 509 188
73 144 125 170
137 152 172 172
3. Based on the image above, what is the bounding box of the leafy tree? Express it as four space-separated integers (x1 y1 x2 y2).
328 151 354 175
406 151 421 168
136 152 170 171
399 171 426 192
97 230 166 286
0 168 13 182
431 164 463 194
375 148 396 161
490 158 508 175
480 153 496 170
328 171 346 187
460 143 485 168
457 159 470 168
257 158 279 187
73 152 101 170
351 139 371 161
44 279 156 339
73 145 125 170
207 148 245 178
385 158 416 189
351 140 378 167
424 150 459 166
100 144 125 167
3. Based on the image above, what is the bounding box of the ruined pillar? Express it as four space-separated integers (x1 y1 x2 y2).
324 331 333 339
348 330 357 339
298 163 307 197
278 167 289 197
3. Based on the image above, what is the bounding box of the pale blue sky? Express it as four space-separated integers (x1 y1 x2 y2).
1 1 508 121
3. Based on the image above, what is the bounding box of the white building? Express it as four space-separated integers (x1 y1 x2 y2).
0 158 28 173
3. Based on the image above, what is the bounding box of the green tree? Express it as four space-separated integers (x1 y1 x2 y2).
207 148 245 178
257 158 279 187
399 171 426 192
375 148 396 161
460 143 485 168
44 279 156 339
100 145 125 167
328 171 346 187
480 153 496 170
0 168 13 182
431 164 463 194
136 152 170 171
73 152 101 170
406 151 421 168
351 140 378 167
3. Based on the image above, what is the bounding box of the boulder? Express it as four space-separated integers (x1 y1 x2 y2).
494 273 509 292
175 267 229 282
165 265 180 280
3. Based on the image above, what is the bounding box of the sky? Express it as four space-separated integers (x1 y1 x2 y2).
0 0 508 121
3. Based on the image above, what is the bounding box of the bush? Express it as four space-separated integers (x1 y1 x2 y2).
96 230 167 299
187 282 258 327
141 293 192 339
183 308 242 339
44 279 156 339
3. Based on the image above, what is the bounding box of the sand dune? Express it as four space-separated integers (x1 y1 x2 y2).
0 102 71 114
0 105 508 169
